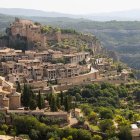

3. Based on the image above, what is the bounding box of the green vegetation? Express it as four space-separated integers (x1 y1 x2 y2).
41 26 60 34
61 29 79 35
1 82 140 139
58 82 140 139
0 114 96 140
46 92 73 112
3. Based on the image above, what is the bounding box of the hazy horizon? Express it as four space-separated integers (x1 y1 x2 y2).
1 0 140 15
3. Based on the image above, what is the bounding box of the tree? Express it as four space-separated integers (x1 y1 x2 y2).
56 96 61 109
50 95 57 112
48 93 53 105
77 129 93 140
64 96 72 112
22 84 30 107
93 135 102 140
67 136 73 140
16 81 21 93
75 93 82 101
81 104 92 116
134 88 140 101
37 91 45 109
77 117 85 125
29 99 37 110
1 124 8 132
29 129 39 140
60 91 64 105
118 126 132 140
0 112 5 123
99 119 113 132
22 84 37 109
99 108 113 119
88 112 98 124
117 65 123 73
117 86 128 98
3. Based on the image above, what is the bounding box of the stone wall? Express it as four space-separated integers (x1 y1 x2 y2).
9 94 21 110
57 71 99 85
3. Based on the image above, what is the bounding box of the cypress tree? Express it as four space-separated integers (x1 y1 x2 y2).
56 96 61 109
50 95 57 112
29 99 37 110
22 84 37 109
60 91 64 105
64 96 69 112
22 84 30 107
16 81 21 93
37 91 45 109
64 96 72 112
38 91 42 109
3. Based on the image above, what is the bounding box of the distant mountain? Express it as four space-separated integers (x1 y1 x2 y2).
1 8 140 21
85 9 140 21
0 8 80 18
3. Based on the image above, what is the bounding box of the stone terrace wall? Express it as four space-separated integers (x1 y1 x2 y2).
57 71 99 85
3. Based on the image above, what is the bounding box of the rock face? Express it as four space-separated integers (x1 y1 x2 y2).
2 18 103 54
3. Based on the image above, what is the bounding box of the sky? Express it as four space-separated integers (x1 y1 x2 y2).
1 0 140 15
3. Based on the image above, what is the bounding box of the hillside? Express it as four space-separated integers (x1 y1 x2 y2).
35 19 140 70
0 14 140 70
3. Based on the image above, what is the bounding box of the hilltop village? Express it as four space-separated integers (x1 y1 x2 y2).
0 18 139 140
0 18 131 108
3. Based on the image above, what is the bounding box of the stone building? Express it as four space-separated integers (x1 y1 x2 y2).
0 76 21 110
0 48 22 61
8 18 62 49
64 52 89 64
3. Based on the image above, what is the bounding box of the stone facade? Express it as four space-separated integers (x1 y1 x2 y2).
64 52 89 64
0 76 21 110
0 48 96 84
57 69 99 85
8 18 62 49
